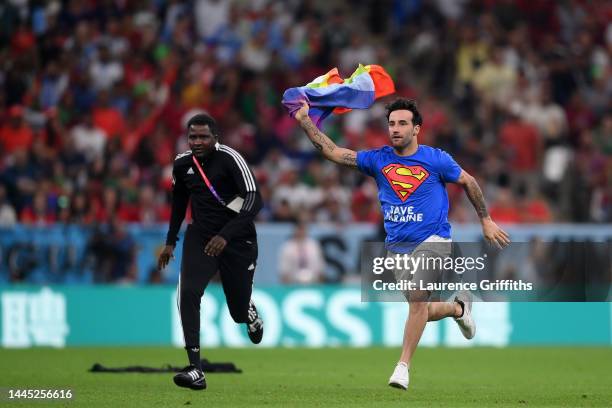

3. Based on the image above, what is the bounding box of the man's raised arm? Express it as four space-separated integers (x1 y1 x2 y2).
295 101 357 168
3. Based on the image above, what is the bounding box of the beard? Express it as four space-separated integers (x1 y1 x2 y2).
390 133 414 149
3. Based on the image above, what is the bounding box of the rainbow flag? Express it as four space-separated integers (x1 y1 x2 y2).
282 64 395 128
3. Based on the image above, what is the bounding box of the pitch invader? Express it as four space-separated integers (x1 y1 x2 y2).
158 114 264 390
294 98 510 390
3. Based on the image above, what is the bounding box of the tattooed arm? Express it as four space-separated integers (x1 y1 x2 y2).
457 170 489 219
456 170 511 248
294 101 357 168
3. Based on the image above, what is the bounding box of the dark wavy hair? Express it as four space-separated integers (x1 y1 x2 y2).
385 98 423 126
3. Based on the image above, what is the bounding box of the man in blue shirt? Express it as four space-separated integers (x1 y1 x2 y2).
295 98 510 390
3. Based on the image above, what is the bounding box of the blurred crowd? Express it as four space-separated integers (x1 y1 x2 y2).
0 0 610 237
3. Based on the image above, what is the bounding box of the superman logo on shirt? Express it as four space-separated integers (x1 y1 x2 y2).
381 164 429 202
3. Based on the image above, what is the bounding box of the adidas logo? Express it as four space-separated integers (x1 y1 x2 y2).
187 167 194 175
247 263 255 271
188 370 201 380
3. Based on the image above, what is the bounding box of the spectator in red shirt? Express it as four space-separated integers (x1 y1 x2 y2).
351 180 381 223
20 190 56 225
520 193 553 223
123 52 155 90
92 90 126 139
499 112 541 173
10 22 35 56
489 187 521 224
516 184 553 223
0 106 34 154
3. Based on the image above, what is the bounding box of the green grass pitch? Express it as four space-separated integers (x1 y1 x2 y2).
0 347 611 407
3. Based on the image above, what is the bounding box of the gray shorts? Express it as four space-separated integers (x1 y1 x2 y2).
387 236 452 301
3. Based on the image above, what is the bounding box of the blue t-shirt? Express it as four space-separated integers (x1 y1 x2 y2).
357 145 461 251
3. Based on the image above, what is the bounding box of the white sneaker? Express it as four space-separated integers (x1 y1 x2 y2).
453 290 476 339
388 362 409 390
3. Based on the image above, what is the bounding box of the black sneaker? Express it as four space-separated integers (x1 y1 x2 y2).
246 300 264 344
173 365 206 390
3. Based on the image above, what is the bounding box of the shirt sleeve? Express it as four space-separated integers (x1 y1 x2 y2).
436 148 462 183
217 151 262 241
356 150 377 177
165 162 190 246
